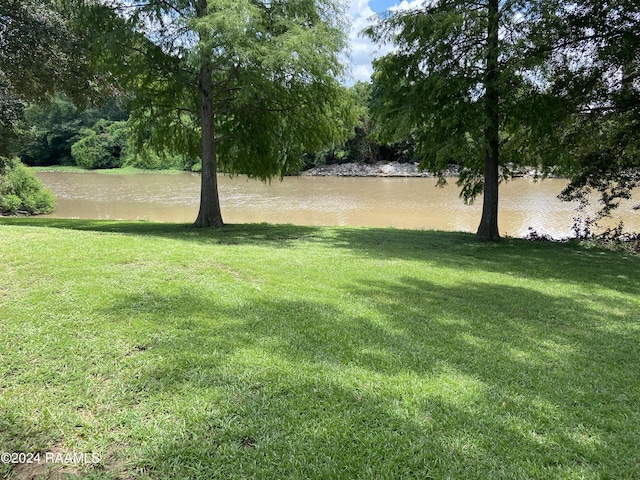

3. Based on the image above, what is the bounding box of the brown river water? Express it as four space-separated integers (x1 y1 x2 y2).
36 171 639 239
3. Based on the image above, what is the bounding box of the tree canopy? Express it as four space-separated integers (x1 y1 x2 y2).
540 0 640 215
366 0 567 240
0 0 93 156
87 0 355 227
366 0 639 239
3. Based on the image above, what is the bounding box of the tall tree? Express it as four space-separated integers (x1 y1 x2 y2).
366 0 559 240
90 0 353 227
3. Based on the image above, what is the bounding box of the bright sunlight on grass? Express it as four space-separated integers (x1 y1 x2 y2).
1 219 639 479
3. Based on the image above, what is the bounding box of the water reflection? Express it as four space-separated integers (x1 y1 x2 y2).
36 171 639 238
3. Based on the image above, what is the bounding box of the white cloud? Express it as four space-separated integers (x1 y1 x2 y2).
343 0 378 84
344 0 427 84
390 0 426 12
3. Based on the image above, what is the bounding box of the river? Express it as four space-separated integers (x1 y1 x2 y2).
36 171 639 238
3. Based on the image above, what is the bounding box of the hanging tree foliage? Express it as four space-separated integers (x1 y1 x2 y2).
366 0 577 240
0 0 92 157
368 0 640 236
540 0 640 216
86 0 355 227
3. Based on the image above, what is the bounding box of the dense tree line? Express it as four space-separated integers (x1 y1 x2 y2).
16 95 198 171
14 86 412 172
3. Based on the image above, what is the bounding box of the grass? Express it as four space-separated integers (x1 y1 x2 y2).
1 218 639 479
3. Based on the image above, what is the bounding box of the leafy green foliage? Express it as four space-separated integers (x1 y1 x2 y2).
71 120 129 169
0 157 55 215
124 150 199 171
557 112 640 214
0 73 26 157
0 0 87 102
19 95 130 166
302 82 418 168
0 0 95 157
116 1 350 174
17 95 193 170
366 1 558 186
20 96 85 166
538 0 640 214
89 0 354 226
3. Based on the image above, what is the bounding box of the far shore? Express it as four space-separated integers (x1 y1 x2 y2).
301 161 552 178
31 161 554 179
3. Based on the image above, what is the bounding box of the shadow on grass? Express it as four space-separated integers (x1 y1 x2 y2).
3 218 639 477
2 218 639 296
327 227 640 296
97 278 639 478
0 217 321 248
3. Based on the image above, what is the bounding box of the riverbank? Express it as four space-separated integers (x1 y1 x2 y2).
302 161 548 178
31 165 187 175
1 219 639 479
32 161 550 179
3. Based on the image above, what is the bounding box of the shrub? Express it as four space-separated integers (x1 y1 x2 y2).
0 193 22 213
124 148 198 171
71 120 128 169
0 157 55 215
19 95 130 167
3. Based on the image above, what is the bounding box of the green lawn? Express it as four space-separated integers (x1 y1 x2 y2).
1 219 639 479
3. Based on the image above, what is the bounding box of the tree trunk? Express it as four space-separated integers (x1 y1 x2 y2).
193 2 224 228
476 0 500 241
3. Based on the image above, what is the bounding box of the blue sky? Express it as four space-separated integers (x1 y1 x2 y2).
367 0 399 13
346 0 422 83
